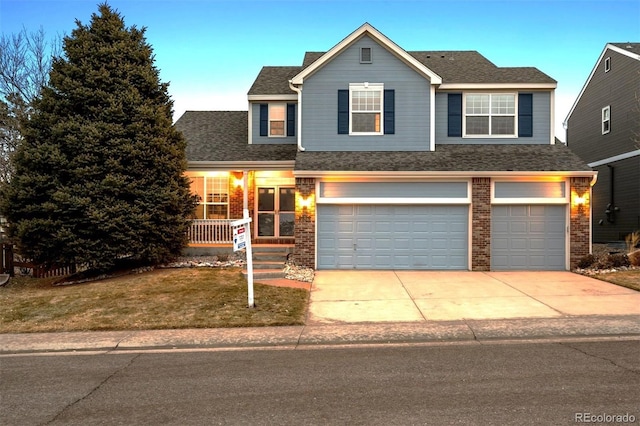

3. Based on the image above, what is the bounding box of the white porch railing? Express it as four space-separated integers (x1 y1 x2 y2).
188 219 235 244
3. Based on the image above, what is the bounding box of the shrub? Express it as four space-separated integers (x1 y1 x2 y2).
599 253 630 269
625 230 640 253
576 254 596 269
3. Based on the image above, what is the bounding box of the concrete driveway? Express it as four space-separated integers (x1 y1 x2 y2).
308 270 640 324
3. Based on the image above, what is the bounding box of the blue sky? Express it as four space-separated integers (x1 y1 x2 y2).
1 0 639 141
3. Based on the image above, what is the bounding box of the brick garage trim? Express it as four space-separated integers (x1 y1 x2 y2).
472 177 491 271
293 178 315 268
570 177 592 269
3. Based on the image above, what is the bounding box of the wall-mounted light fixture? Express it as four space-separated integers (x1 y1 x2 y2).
574 196 586 206
234 178 243 189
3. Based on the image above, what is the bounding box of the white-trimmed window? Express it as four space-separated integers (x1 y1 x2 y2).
269 104 285 137
604 57 611 72
464 93 516 137
191 176 229 219
602 106 611 134
350 83 383 134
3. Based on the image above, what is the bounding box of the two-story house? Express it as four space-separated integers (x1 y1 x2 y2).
175 23 595 271
564 43 640 245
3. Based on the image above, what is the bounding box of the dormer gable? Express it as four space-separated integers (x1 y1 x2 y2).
291 23 442 85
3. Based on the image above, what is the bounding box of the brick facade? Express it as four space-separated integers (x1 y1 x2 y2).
471 177 491 271
570 176 592 269
293 177 316 268
228 172 244 219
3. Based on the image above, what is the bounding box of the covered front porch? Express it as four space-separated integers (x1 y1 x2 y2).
186 170 306 245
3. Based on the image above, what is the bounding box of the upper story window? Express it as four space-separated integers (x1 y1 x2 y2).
350 83 383 135
602 106 610 134
269 104 285 137
604 57 611 72
464 93 516 137
259 103 295 138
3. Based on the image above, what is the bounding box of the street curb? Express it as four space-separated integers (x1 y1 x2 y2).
1 315 639 354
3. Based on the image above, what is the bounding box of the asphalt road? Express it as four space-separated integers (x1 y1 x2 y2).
2 339 639 425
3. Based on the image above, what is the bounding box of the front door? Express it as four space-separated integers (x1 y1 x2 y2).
257 186 295 238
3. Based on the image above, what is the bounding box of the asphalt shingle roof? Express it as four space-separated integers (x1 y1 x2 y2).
174 111 297 163
610 42 640 54
294 144 591 172
249 49 555 95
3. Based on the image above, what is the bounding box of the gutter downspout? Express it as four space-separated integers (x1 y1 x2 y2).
289 80 304 151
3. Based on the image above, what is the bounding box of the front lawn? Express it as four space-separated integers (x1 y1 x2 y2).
0 268 308 333
587 269 640 292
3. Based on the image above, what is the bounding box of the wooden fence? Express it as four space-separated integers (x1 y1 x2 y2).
1 244 76 278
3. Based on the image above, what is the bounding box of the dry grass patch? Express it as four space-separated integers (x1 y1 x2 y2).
0 268 308 333
590 269 640 292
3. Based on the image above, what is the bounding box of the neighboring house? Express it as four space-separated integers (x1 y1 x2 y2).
565 43 640 244
175 23 595 271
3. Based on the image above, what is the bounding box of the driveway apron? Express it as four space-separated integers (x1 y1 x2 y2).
307 271 640 324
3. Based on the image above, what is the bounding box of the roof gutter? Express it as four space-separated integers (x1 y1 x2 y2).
288 80 304 151
188 160 296 171
293 170 598 179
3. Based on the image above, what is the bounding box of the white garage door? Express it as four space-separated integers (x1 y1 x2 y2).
317 205 468 270
491 205 566 270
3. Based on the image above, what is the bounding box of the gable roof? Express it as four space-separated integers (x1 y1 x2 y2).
174 111 297 167
564 42 640 127
249 27 556 97
294 144 592 176
290 23 443 85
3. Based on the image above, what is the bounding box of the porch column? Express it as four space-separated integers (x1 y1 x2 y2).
472 177 491 271
570 177 591 269
294 177 315 269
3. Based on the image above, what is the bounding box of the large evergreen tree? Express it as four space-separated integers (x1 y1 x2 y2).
1 4 197 270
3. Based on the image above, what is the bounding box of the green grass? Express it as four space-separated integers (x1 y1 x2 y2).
0 268 308 333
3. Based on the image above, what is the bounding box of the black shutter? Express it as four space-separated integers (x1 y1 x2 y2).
518 93 533 137
384 89 395 134
447 93 462 137
287 103 296 137
259 104 268 136
338 90 349 134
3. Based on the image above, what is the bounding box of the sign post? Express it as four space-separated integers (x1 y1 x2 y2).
231 216 254 307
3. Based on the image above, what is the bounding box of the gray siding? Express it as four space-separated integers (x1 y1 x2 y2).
591 156 640 243
494 181 565 198
567 48 640 163
250 103 297 145
301 35 431 151
320 181 468 198
435 91 552 144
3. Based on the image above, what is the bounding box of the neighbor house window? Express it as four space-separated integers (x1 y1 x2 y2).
602 106 611 134
604 57 611 72
191 176 229 219
464 93 516 137
269 104 285 137
350 83 383 134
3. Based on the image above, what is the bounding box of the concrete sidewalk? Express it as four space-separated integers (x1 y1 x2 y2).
1 271 639 354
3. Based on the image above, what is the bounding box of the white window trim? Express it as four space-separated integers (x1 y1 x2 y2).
602 106 611 135
349 82 384 136
268 103 286 138
604 56 611 72
462 92 518 138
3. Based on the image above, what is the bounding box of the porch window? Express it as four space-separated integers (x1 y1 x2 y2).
190 176 229 219
464 93 516 137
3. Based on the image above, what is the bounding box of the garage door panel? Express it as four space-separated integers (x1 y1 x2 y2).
492 205 565 270
318 204 468 270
